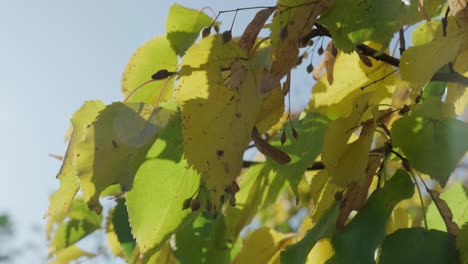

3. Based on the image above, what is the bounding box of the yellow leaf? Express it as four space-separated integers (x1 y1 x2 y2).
175 35 266 208
51 245 95 264
446 44 468 115
234 227 292 264
308 48 395 119
386 207 411 235
306 238 334 264
255 83 284 133
400 32 465 85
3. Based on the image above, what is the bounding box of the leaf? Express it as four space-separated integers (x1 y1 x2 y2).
385 207 411 235
262 0 333 93
234 227 293 264
46 100 105 219
400 32 465 85
310 175 340 223
126 114 200 258
308 47 395 119
318 0 442 52
75 102 176 212
326 169 414 264
165 3 215 56
175 35 266 208
324 42 336 85
448 0 468 31
175 214 232 264
446 45 468 115
280 203 339 264
255 83 285 134
144 243 178 264
457 223 468 264
427 182 468 233
321 96 377 186
53 245 95 264
391 97 468 186
237 7 276 54
306 238 334 264
49 198 102 252
379 228 459 264
121 36 177 104
111 198 135 258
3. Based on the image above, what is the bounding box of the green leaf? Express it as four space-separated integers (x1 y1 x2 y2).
111 198 135 258
269 113 329 196
427 182 468 231
175 214 231 264
379 228 459 264
75 102 177 212
121 36 177 104
400 32 465 84
391 98 468 186
46 100 105 219
326 169 414 264
319 0 442 52
422 80 447 101
280 203 339 264
457 223 468 264
166 3 215 56
126 114 200 258
53 245 96 264
49 198 102 252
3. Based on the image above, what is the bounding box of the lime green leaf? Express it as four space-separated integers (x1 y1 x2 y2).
144 242 178 264
111 198 135 258
379 228 459 264
457 223 468 264
427 182 468 231
175 214 231 264
126 114 200 258
175 35 264 208
446 45 468 115
234 227 292 264
46 100 105 219
319 0 442 52
76 102 176 212
52 245 96 264
327 170 414 264
309 49 394 119
49 199 102 252
166 3 215 56
422 80 447 101
121 36 177 104
269 113 329 196
400 32 465 84
311 173 340 223
281 203 339 264
391 98 468 186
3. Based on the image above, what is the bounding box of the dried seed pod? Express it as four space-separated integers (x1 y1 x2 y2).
201 26 211 38
308 39 314 46
280 130 287 145
331 44 338 57
151 69 175 80
399 104 410 115
222 30 232 43
402 158 411 171
182 198 192 210
191 199 201 211
231 181 240 193
318 46 324 55
279 26 288 40
334 191 343 201
296 55 303 66
229 195 236 207
292 127 299 140
306 64 314 73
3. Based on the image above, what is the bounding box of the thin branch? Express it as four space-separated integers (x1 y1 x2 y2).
399 28 406 55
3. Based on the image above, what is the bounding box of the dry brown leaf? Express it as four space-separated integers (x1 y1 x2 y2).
428 189 461 236
324 42 337 85
355 48 373 67
238 7 276 54
449 0 468 31
282 71 291 95
251 126 291 164
260 0 334 93
313 60 326 81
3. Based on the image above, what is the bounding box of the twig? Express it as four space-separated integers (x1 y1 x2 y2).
399 28 405 55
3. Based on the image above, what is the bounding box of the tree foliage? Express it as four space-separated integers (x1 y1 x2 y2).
46 1 468 263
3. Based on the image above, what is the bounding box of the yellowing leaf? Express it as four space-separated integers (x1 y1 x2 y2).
386 207 411 235
306 238 334 264
175 35 266 208
400 32 465 85
446 45 468 115
234 227 292 264
46 100 105 219
75 102 176 212
308 49 395 119
121 36 177 104
255 83 284 133
52 245 95 264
